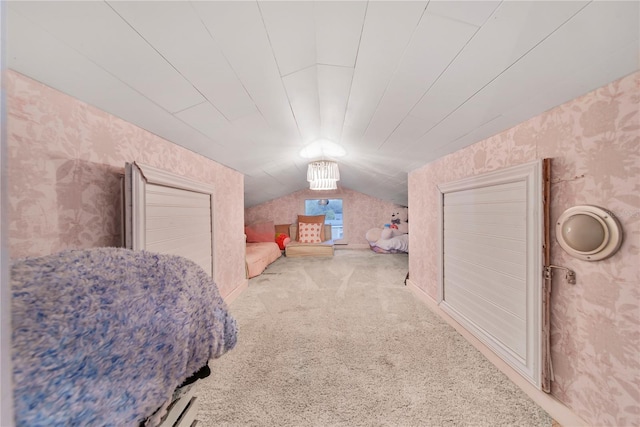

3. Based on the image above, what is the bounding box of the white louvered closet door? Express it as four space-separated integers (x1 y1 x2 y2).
438 160 543 389
145 183 212 275
124 162 216 278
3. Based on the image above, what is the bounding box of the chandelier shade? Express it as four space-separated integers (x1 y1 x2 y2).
307 160 340 191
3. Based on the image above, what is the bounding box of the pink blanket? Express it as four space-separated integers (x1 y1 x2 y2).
246 242 282 278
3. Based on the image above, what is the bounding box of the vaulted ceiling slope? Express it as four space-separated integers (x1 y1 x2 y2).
7 1 639 207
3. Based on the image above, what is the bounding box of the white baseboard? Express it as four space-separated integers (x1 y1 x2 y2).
336 244 370 250
406 279 589 427
223 279 248 305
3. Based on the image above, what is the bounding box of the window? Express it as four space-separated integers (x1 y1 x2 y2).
305 199 343 240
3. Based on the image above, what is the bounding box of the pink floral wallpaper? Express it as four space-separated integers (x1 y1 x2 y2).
245 186 405 247
6 70 246 299
409 71 640 426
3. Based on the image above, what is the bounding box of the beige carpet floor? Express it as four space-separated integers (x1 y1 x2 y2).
196 250 551 426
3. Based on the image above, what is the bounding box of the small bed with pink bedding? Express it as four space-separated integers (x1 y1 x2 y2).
245 241 282 278
244 221 289 278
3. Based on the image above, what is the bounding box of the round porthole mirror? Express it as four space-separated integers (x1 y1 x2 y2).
556 205 622 261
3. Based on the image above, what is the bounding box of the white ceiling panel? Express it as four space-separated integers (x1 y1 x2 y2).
229 152 289 176
571 39 639 99
245 171 293 202
9 1 204 113
7 1 638 207
6 9 219 157
175 102 228 140
7 10 119 108
340 169 408 205
343 154 410 180
318 65 354 143
364 13 479 150
259 1 316 77
314 1 367 67
192 1 300 140
408 1 589 126
412 113 503 158
261 161 288 177
229 112 288 147
282 66 321 143
256 177 300 200
426 1 501 27
292 158 317 188
244 172 269 188
425 115 515 164
505 40 640 125
107 1 257 121
262 162 307 186
407 0 640 156
377 114 431 155
341 1 428 145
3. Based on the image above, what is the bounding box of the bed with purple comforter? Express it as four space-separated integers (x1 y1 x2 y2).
11 247 237 426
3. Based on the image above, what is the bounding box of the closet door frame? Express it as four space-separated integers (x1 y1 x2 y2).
124 162 215 277
437 159 544 389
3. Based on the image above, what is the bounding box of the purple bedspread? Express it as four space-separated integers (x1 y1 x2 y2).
11 247 237 426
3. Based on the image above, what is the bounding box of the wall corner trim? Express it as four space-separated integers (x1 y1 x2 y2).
223 279 248 305
405 279 589 427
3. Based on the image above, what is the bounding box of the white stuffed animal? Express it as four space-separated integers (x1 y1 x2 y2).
365 207 409 244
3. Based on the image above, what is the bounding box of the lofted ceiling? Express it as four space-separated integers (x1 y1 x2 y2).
6 1 639 207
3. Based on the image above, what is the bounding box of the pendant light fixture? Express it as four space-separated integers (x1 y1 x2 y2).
307 160 340 190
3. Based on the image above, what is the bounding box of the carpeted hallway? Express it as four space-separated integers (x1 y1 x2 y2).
197 250 552 426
